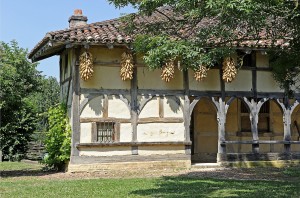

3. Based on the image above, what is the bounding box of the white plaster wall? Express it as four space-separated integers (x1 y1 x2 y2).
81 66 131 89
80 123 92 143
163 96 183 118
108 95 130 118
138 145 185 155
189 69 221 91
79 146 132 156
137 123 185 142
225 70 252 91
120 123 132 142
137 67 183 90
139 97 159 118
80 96 104 117
257 71 283 92
256 52 269 68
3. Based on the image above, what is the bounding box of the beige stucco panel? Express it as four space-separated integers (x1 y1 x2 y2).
225 70 252 91
256 52 269 68
89 47 123 62
189 69 220 91
138 145 185 155
80 96 104 117
81 66 131 89
80 123 92 143
163 96 184 118
79 146 132 156
257 71 282 92
137 123 185 142
137 67 183 90
108 95 130 118
120 123 132 142
139 97 159 118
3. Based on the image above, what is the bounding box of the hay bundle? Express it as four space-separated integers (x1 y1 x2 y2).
161 60 175 82
222 57 237 83
120 52 134 81
194 65 209 81
79 51 94 81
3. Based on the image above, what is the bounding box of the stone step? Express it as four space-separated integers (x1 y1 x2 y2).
191 163 222 169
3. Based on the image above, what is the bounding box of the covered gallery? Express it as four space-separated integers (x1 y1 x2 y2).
29 8 300 171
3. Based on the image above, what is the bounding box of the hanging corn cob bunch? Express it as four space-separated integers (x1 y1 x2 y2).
222 57 237 83
79 51 94 81
161 60 175 82
120 52 134 81
194 65 209 81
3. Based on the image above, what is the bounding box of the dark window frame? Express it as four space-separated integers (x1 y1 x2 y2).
91 121 120 143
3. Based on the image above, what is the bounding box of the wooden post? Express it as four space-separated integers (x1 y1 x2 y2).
183 70 190 142
71 48 81 157
212 97 230 162
244 97 268 154
131 56 138 143
277 99 299 153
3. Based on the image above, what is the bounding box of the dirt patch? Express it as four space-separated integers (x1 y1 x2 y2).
1 166 296 181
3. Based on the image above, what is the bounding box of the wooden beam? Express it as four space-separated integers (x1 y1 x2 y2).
138 117 184 124
159 96 164 118
221 140 300 144
76 141 192 148
93 61 145 67
183 70 191 142
80 117 131 123
80 88 130 95
131 55 138 142
138 89 184 96
71 48 81 157
103 95 108 118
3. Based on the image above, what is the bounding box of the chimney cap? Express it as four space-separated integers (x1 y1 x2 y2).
74 9 83 15
68 9 88 28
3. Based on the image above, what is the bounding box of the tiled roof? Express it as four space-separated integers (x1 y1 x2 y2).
29 7 290 61
28 18 133 61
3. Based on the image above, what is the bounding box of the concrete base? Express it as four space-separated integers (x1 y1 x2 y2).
68 160 191 172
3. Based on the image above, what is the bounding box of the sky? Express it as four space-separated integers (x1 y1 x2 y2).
0 0 135 80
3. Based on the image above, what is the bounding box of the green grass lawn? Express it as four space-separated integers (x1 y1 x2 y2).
1 162 300 198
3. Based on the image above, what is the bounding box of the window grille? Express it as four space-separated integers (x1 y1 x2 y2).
97 121 115 143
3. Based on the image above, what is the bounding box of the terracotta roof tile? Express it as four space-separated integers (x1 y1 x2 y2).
29 6 290 61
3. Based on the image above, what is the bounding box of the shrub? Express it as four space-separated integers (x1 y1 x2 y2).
43 104 71 170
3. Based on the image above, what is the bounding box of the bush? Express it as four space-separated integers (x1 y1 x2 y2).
43 104 71 170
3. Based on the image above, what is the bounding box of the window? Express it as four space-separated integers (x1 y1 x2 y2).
237 51 254 67
91 121 120 143
240 99 270 132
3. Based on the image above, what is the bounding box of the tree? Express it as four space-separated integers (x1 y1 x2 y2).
108 0 300 96
0 41 41 161
29 77 60 133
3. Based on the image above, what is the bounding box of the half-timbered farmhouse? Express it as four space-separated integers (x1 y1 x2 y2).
29 9 300 172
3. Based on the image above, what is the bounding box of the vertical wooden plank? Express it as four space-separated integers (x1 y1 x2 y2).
219 66 225 100
183 70 190 142
131 54 138 142
71 48 81 157
159 96 164 118
103 95 108 118
252 52 257 99
115 122 120 142
91 122 97 142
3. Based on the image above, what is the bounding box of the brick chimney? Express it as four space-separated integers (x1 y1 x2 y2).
68 9 88 28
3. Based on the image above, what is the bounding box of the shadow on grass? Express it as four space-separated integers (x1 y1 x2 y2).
0 169 59 178
130 173 300 198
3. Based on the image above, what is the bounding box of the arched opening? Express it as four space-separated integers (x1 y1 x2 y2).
258 99 284 153
291 101 300 152
190 97 218 163
226 98 252 153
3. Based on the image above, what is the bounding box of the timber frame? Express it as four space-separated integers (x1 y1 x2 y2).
66 46 300 165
